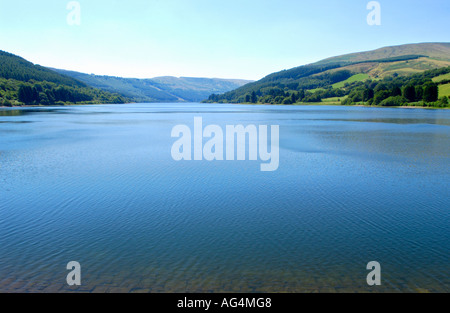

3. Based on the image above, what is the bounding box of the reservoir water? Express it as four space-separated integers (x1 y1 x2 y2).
0 103 448 292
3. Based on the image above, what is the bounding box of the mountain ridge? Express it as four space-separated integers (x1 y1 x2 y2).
51 68 253 103
316 42 450 65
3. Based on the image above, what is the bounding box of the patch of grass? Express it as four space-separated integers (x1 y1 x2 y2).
332 74 369 89
439 83 450 98
322 96 347 103
308 88 326 93
385 60 433 71
433 73 450 83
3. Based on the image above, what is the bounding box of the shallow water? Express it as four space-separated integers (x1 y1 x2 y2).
0 103 449 293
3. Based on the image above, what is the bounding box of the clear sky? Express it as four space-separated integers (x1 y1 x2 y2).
0 0 449 80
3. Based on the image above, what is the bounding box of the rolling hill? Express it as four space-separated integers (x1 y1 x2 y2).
51 68 253 103
206 42 450 107
315 42 450 79
316 42 450 65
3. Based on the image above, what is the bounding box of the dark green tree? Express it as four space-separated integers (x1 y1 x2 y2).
18 85 34 104
391 86 402 97
290 92 297 104
373 90 390 105
403 84 416 102
39 92 51 105
423 83 438 102
363 88 374 102
251 91 257 103
415 85 424 101
298 89 305 101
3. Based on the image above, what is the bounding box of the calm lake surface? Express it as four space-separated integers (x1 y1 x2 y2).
0 103 449 293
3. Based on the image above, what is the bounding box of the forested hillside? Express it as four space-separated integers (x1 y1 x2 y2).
0 51 127 106
205 43 450 108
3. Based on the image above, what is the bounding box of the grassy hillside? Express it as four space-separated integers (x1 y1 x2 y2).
316 43 450 65
332 74 370 89
205 43 450 107
311 43 450 79
439 83 450 98
52 69 252 103
0 50 127 106
433 73 450 83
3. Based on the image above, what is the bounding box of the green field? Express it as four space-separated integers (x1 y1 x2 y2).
332 74 370 89
439 83 450 97
309 88 326 93
433 73 450 83
321 96 348 104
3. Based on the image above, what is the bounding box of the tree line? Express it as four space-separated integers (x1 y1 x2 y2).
0 78 127 106
341 67 449 107
205 66 450 108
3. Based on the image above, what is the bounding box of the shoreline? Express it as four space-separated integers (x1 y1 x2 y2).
221 102 450 110
1 102 449 110
0 102 130 109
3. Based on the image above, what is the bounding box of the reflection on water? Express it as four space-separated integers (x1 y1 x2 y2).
311 117 450 126
0 110 23 117
0 104 449 293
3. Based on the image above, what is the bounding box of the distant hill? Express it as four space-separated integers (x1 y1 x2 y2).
0 50 126 106
316 43 450 65
206 42 450 108
51 68 253 103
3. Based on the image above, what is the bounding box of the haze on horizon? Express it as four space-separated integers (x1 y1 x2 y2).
0 0 449 81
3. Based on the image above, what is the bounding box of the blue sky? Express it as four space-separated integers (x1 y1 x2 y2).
0 0 449 80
